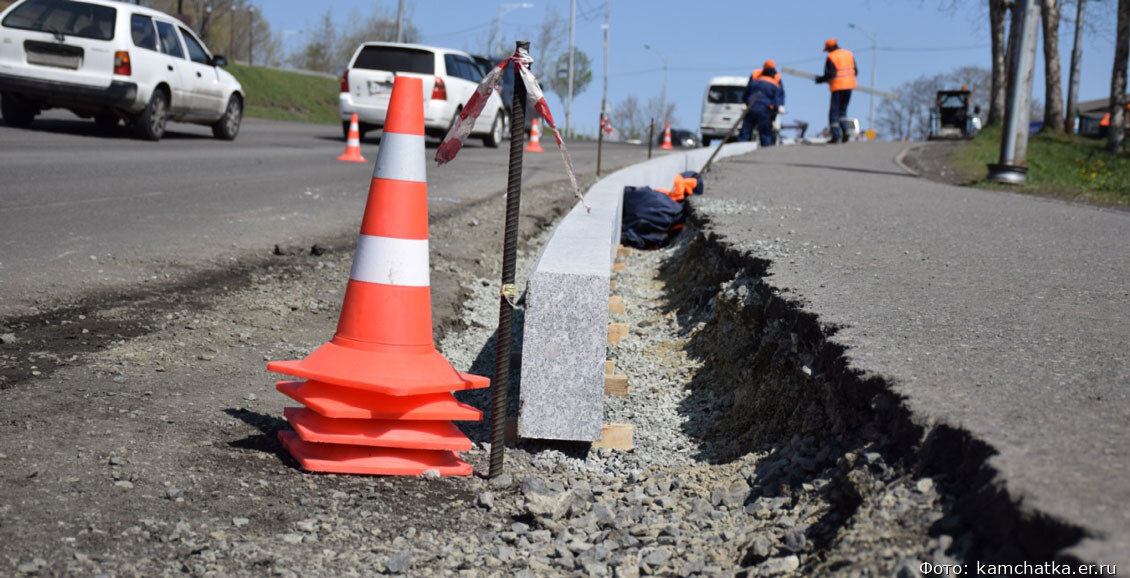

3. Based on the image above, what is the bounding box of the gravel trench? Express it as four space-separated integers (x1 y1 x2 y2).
3 171 986 577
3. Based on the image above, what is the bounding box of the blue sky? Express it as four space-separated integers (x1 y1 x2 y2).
260 0 1120 137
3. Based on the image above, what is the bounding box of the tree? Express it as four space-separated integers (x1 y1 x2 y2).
547 49 592 109
532 6 565 80
645 96 677 127
989 0 1010 125
1041 0 1065 132
1065 0 1088 132
1110 0 1129 152
289 9 336 72
611 95 645 139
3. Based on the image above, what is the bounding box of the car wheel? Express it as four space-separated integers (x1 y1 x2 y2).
94 113 118 132
342 120 351 140
1 93 37 128
211 94 242 140
701 136 711 146
482 111 504 148
134 89 168 141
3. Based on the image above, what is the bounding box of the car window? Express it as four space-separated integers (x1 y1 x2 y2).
155 20 183 59
443 54 461 78
707 85 743 104
354 46 434 74
456 56 483 82
131 14 156 50
179 27 210 64
2 0 116 41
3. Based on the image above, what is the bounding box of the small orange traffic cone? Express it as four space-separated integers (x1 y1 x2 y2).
660 123 673 150
525 117 544 153
337 113 367 163
271 76 486 477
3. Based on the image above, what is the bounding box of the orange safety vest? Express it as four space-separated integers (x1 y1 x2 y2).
656 174 700 203
751 69 781 87
827 48 857 92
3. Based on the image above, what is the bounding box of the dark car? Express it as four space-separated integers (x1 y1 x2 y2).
658 128 700 148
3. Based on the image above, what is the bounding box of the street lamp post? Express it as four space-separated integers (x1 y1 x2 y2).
642 44 668 122
848 23 877 138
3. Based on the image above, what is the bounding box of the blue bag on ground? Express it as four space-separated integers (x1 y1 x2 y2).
620 186 686 249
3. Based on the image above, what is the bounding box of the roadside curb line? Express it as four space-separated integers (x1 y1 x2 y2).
517 143 758 442
894 144 922 177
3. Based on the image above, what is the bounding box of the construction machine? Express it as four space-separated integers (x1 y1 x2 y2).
929 88 980 140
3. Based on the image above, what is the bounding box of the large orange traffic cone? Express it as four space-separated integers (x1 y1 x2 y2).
337 113 367 163
525 117 544 152
271 76 486 477
660 123 673 150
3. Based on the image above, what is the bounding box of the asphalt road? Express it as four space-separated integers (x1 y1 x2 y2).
701 144 1130 565
0 113 647 317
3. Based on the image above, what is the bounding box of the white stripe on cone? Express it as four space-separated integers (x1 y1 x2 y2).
372 132 427 183
346 137 361 147
349 235 430 287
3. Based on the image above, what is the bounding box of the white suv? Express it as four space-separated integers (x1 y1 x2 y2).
339 42 505 147
0 0 244 140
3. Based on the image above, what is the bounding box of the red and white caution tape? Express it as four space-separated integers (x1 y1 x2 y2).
435 46 587 211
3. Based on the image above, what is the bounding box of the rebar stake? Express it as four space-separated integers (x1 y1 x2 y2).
596 111 605 177
488 40 530 479
647 118 654 159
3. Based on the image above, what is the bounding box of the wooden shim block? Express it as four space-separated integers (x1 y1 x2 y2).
593 424 633 450
605 374 629 397
617 246 632 257
605 360 615 375
609 295 626 315
607 322 629 344
609 279 617 291
612 261 626 272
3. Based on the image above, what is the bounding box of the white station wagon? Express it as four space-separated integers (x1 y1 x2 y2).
339 42 506 147
0 0 244 140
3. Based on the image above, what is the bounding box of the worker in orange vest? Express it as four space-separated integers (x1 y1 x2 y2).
739 60 784 146
815 38 858 143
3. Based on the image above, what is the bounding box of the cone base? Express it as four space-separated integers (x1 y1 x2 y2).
660 145 673 150
525 144 544 153
278 431 472 476
284 407 472 450
276 381 483 421
268 340 489 396
337 151 367 163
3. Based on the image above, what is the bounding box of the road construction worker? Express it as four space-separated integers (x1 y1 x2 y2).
815 38 857 143
739 60 784 146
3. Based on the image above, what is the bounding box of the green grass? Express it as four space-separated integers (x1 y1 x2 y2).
225 64 339 125
950 125 1130 207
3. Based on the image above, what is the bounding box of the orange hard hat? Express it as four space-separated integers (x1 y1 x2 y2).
824 38 837 52
764 59 776 69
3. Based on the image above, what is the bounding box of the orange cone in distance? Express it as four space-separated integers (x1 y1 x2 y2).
269 76 485 477
660 123 674 150
337 113 367 163
526 117 544 152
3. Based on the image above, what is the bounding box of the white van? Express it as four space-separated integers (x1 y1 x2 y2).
0 0 244 140
700 76 746 146
338 42 505 147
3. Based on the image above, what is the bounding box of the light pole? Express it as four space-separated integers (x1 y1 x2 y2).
848 23 877 138
643 44 667 122
491 2 534 56
395 0 404 43
566 0 575 136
